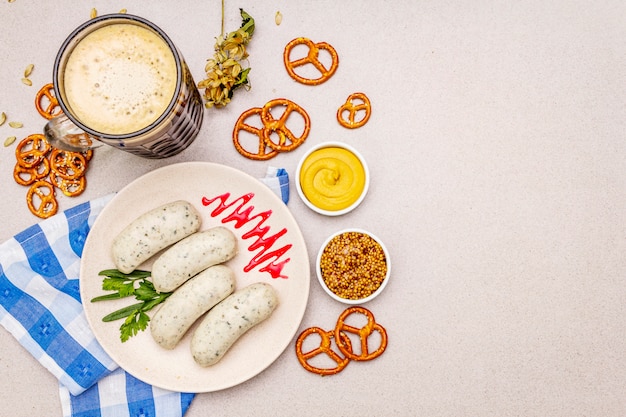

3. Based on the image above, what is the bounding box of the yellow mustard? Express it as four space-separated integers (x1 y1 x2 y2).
299 146 366 211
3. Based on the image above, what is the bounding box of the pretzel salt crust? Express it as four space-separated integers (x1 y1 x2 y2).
50 149 87 180
26 180 58 219
15 134 51 168
283 37 339 85
13 134 91 217
12 88 94 218
50 174 86 197
35 83 63 120
337 92 372 129
295 306 388 376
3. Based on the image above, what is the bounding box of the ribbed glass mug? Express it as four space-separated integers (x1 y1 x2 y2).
44 14 203 159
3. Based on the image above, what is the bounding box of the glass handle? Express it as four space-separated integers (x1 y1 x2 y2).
44 114 102 152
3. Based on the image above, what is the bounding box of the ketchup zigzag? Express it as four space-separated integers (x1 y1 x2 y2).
201 192 292 279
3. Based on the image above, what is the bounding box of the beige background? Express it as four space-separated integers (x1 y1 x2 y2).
1 1 626 416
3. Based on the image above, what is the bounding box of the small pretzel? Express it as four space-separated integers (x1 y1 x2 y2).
35 83 63 120
13 159 50 186
15 134 51 168
337 93 372 129
26 180 58 219
260 98 310 152
49 148 87 180
334 306 388 362
232 107 279 160
295 327 351 376
50 174 86 197
283 37 339 85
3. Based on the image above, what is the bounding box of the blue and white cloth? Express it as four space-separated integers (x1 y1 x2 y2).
0 194 195 416
0 168 290 416
260 166 290 204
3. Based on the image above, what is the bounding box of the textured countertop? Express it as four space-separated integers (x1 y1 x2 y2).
1 1 626 416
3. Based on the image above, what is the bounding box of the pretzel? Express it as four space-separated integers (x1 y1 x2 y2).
15 134 51 168
337 92 371 129
35 83 63 120
295 327 351 376
49 148 87 180
283 37 339 85
233 99 310 160
26 180 58 219
13 158 50 186
50 174 86 197
260 98 310 152
232 107 279 161
295 307 388 376
334 306 387 361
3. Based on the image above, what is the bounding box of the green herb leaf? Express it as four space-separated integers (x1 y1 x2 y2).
102 302 145 322
120 311 150 343
134 280 159 301
93 269 172 342
101 277 134 298
91 292 128 302
98 269 151 280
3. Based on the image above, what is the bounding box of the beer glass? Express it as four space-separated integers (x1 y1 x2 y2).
45 14 203 159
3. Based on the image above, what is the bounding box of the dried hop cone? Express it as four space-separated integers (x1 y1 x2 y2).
198 9 255 108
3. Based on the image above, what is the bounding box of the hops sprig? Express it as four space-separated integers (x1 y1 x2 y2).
198 9 255 108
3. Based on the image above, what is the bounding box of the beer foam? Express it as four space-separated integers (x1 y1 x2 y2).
63 23 178 135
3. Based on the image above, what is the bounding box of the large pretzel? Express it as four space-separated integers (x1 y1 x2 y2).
232 107 279 161
334 306 387 361
26 180 58 219
260 98 311 152
15 134 51 168
283 37 339 85
295 327 351 376
337 92 372 129
233 99 310 160
35 83 63 120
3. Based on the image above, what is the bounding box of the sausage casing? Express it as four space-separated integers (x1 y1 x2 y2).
111 200 201 274
191 282 279 367
151 226 238 293
150 265 236 350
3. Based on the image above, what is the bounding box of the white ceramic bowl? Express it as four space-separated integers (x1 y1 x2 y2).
316 228 391 304
295 141 370 216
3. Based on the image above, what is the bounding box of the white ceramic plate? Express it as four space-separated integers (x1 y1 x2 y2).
80 162 310 393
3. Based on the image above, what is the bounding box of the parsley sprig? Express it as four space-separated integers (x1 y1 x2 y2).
91 269 172 342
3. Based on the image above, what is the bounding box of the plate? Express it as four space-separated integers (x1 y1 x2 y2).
80 162 310 392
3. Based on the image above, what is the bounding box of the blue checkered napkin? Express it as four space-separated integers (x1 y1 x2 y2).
0 194 117 395
0 194 194 417
60 368 195 417
259 166 290 204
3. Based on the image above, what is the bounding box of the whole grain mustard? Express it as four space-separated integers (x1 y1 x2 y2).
319 231 387 300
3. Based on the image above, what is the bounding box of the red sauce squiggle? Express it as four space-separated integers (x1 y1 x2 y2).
201 192 292 279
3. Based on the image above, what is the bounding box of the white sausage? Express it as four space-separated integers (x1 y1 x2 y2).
191 282 279 367
151 226 238 293
111 200 201 274
150 265 235 350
